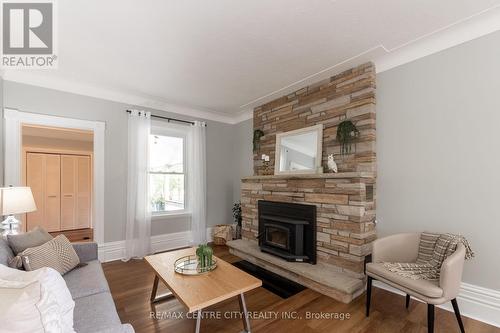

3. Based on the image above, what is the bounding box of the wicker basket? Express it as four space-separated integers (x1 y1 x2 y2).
213 224 233 245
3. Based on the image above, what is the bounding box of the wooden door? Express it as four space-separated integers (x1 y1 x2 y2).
60 154 91 230
61 155 76 230
26 153 44 230
26 153 61 232
76 156 91 229
44 155 61 232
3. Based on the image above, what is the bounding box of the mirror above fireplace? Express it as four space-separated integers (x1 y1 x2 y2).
274 124 323 175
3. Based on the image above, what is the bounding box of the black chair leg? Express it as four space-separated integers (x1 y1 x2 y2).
366 276 373 317
427 304 435 333
451 299 466 333
405 294 410 308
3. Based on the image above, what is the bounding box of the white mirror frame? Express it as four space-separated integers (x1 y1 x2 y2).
274 124 323 175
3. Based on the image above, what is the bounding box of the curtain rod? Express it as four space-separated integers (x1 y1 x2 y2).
125 110 204 126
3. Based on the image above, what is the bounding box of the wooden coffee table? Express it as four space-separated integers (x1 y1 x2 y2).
145 247 262 333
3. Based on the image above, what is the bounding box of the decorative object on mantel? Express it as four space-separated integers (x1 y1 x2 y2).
327 154 338 173
261 154 273 175
213 224 234 245
232 202 242 239
253 129 265 152
336 120 359 155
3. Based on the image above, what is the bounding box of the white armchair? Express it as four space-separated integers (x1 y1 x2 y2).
366 233 466 333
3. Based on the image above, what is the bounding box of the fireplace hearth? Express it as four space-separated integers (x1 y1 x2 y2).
258 200 316 264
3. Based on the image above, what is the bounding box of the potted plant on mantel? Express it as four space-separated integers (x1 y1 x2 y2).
336 120 359 155
253 129 264 152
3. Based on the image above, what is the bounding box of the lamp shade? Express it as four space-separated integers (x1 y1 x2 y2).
0 187 37 215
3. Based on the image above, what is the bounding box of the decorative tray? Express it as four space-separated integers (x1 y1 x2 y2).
174 255 217 275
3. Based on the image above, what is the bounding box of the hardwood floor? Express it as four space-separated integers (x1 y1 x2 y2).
103 245 499 333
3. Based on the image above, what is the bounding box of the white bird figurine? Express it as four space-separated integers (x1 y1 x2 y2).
327 154 338 173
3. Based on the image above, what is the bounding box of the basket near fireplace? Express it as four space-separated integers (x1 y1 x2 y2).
213 224 234 245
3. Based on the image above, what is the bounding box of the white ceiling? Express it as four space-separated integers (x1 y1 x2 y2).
3 1 500 123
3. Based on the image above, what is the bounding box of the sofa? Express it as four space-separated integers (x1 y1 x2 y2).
0 239 134 333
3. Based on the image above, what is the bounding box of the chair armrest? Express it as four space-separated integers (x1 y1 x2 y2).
72 242 98 262
439 243 465 300
372 233 420 263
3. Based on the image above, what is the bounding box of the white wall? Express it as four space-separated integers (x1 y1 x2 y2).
2 82 235 242
377 30 500 291
232 118 253 202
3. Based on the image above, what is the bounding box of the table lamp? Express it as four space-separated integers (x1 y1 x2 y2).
1 186 37 236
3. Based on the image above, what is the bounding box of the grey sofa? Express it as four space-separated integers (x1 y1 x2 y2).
0 239 134 333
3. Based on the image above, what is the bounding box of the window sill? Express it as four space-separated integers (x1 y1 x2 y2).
152 212 191 221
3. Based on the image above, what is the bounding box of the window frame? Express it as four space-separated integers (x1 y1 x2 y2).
149 124 189 218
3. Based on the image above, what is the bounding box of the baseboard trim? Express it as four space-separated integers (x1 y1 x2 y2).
98 227 216 262
373 280 500 328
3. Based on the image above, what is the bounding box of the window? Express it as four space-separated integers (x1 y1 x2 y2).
149 132 186 214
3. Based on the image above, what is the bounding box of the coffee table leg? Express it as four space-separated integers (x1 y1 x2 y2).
238 293 251 333
195 310 202 333
150 275 174 303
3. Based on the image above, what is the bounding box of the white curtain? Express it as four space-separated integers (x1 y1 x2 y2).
188 121 207 245
124 110 152 260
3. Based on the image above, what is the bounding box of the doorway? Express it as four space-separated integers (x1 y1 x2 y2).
3 109 105 244
22 125 94 242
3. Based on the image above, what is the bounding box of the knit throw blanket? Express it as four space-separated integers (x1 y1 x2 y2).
383 232 474 280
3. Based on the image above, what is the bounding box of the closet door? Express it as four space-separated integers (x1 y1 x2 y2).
60 155 91 230
26 153 61 232
76 156 91 229
44 155 61 232
61 155 76 230
26 153 45 230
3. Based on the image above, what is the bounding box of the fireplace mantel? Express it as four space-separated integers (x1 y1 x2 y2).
242 172 375 181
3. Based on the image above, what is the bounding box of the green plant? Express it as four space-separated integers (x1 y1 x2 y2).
336 120 359 155
253 129 265 152
196 244 213 269
232 202 242 226
153 196 165 205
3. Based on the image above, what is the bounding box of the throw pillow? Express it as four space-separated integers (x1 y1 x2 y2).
19 235 80 275
7 226 53 254
0 264 76 332
0 237 14 267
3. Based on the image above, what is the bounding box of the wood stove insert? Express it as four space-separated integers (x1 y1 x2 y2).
258 200 316 264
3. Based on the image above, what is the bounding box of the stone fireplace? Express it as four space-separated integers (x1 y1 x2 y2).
227 62 376 303
239 173 375 279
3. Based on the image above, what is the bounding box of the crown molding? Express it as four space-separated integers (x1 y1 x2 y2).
232 108 254 124
374 5 500 73
1 71 239 124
